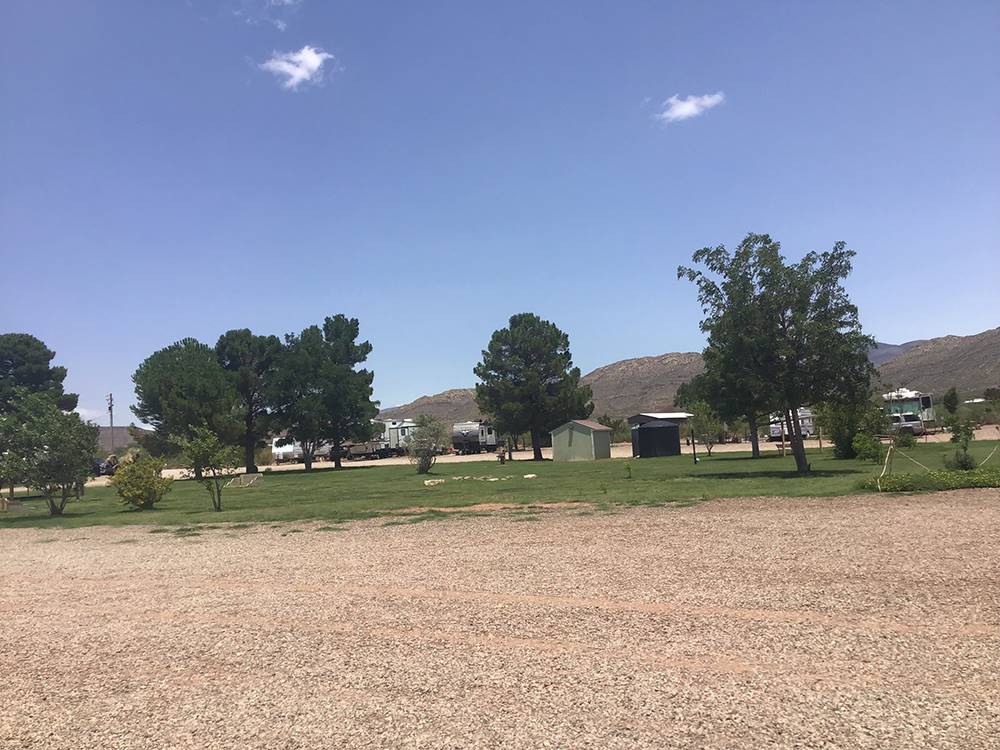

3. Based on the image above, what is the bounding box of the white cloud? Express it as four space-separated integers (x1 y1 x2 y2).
654 91 725 123
273 19 287 31
259 45 334 90
75 407 104 424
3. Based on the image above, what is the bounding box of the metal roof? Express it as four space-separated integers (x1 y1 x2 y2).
552 419 612 433
636 412 693 420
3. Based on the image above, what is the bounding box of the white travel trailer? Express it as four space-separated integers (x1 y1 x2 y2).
769 408 816 440
378 419 418 455
451 421 499 454
270 437 332 464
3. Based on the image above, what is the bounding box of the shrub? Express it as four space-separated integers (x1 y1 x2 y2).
943 450 977 471
892 431 917 449
405 415 451 475
109 453 173 510
860 467 1000 493
851 433 884 463
816 400 887 459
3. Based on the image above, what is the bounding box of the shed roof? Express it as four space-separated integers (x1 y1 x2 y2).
635 419 678 429
553 419 611 433
635 412 693 420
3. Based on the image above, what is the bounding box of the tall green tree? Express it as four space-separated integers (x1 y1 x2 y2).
677 237 782 459
0 333 78 412
216 329 282 473
269 315 379 471
474 313 593 461
0 390 51 506
132 338 240 444
942 386 959 416
680 234 873 473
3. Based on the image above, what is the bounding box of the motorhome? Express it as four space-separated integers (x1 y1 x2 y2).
882 388 935 424
451 421 499 454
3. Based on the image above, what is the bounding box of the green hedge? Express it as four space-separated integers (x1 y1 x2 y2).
860 467 1000 493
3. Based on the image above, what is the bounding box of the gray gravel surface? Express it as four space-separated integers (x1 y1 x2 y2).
2 490 999 748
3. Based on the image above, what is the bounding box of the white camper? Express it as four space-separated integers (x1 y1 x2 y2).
452 421 499 454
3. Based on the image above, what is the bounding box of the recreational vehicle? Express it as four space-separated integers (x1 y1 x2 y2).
452 421 499 454
882 388 935 424
768 408 816 440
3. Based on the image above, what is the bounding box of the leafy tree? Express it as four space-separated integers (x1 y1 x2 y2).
851 432 884 463
132 338 240 475
405 415 451 474
216 329 282 473
26 407 99 516
474 313 593 461
984 387 1000 402
688 400 723 456
109 452 173 510
596 414 631 443
680 234 873 473
174 427 241 511
0 391 50 507
269 315 379 471
815 398 887 459
942 386 960 416
677 237 785 459
0 333 78 412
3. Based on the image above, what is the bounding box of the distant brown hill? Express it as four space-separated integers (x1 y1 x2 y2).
876 327 1000 396
97 425 151 455
379 353 704 422
582 352 704 418
379 389 483 423
379 327 999 423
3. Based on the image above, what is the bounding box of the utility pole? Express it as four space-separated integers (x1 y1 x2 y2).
107 393 114 454
690 427 698 464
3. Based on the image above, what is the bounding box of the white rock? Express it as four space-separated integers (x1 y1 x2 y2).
523 474 538 479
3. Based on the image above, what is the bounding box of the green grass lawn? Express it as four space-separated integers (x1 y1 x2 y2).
2 440 997 530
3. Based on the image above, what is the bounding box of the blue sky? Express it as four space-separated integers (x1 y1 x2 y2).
2 1 998 424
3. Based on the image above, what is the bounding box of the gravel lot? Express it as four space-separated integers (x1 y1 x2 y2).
2 490 998 748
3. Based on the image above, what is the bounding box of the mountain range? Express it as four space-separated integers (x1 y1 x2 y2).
379 327 999 423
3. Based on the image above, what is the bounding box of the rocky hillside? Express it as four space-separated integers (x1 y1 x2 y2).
380 328 999 423
379 353 704 422
877 327 1000 396
869 339 925 366
379 389 482 423
582 352 704 417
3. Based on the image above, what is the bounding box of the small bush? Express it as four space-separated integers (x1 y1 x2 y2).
851 433 884 463
861 467 1000 493
928 467 1000 489
109 453 173 510
943 450 977 471
892 431 917 449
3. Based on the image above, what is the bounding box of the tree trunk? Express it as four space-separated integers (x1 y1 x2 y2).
530 428 543 461
304 451 313 472
244 435 257 474
194 466 204 481
507 437 513 461
333 440 343 470
748 414 761 458
787 408 810 473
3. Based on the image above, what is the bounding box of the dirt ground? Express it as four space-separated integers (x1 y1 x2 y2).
2 490 998 748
